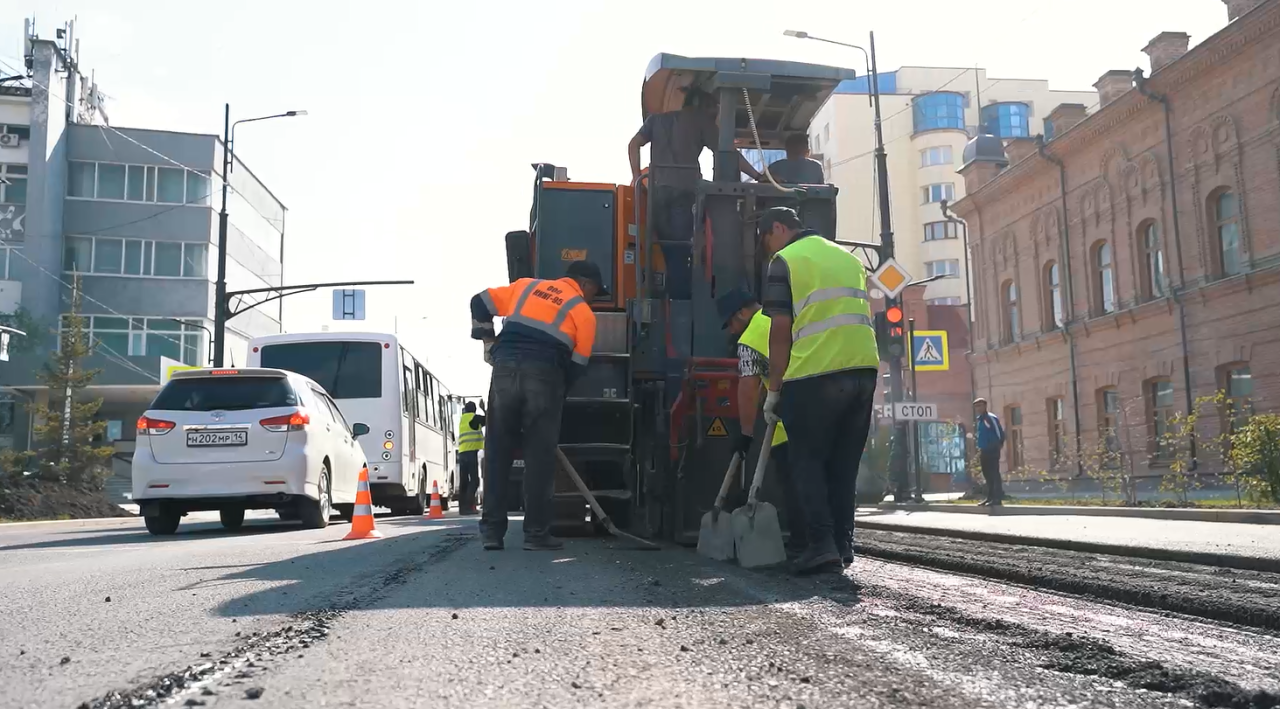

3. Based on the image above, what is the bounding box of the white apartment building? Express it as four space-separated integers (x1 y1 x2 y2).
811 67 1097 304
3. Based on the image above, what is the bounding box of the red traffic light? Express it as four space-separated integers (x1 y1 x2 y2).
885 306 904 324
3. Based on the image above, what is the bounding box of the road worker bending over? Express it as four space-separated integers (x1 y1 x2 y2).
470 261 603 551
757 207 879 575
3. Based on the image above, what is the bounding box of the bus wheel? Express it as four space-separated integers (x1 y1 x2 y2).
406 474 427 516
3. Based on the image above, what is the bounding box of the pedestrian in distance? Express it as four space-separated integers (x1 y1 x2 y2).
757 207 879 575
973 398 1006 507
471 260 604 551
456 401 485 515
628 87 763 300
717 288 806 556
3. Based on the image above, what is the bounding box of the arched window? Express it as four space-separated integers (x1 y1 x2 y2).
1140 222 1166 300
1002 280 1020 344
1043 261 1063 330
1214 190 1244 277
980 102 1031 138
912 92 966 133
1093 241 1116 314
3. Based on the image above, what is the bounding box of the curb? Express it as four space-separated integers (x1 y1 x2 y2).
875 502 1280 525
0 514 140 531
855 519 1280 574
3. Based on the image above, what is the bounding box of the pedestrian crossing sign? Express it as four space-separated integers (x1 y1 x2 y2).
910 330 949 371
706 417 728 438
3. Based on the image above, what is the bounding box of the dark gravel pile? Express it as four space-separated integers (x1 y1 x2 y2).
0 478 133 522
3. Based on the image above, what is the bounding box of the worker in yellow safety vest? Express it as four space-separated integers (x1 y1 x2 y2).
456 401 485 515
717 288 806 556
756 207 880 575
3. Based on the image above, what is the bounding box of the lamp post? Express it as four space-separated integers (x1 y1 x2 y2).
213 104 307 367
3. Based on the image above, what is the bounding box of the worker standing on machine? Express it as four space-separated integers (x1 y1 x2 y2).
470 261 605 551
717 288 806 557
757 207 879 575
456 401 485 515
627 87 763 300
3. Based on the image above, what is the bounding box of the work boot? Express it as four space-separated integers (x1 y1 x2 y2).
792 545 842 576
836 538 853 568
482 536 504 551
523 535 565 551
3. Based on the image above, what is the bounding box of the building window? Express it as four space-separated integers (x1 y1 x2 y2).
980 102 1031 138
920 146 953 168
65 160 212 206
1149 380 1175 461
1048 397 1066 466
921 183 955 204
1043 261 1063 331
1140 222 1166 300
0 245 19 279
1044 118 1056 141
1006 406 1024 470
1002 280 1019 344
0 164 26 205
927 297 962 306
1098 388 1121 467
0 124 30 141
925 259 960 279
1213 190 1244 277
912 92 966 133
63 235 208 279
61 315 205 365
1221 365 1252 434
923 221 958 241
1093 241 1116 314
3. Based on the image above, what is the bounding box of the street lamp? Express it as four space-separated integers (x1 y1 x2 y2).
213 104 307 367
783 30 872 107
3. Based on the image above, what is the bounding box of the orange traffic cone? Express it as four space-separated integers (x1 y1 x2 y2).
427 481 444 519
343 467 384 540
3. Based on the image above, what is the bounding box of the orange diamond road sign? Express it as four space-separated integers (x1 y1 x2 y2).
870 258 912 299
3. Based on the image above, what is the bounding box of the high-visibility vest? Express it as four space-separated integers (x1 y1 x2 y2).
772 234 879 381
458 412 484 453
737 310 789 448
481 277 597 366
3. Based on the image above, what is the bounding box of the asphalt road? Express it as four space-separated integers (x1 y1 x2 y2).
1 512 1278 709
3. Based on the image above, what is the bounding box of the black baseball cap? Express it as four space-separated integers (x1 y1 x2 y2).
566 260 610 297
755 206 803 238
715 288 757 329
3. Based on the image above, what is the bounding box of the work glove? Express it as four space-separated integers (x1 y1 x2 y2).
763 389 782 426
482 340 494 366
732 431 753 457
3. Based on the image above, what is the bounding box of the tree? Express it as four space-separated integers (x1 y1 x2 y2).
24 280 113 489
1227 414 1280 505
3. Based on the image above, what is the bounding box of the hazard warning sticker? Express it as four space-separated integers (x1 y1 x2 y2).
706 417 729 437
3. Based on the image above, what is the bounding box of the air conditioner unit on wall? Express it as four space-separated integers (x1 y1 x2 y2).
0 133 19 148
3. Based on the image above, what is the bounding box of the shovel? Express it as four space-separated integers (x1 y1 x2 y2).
556 448 659 551
732 421 787 568
697 452 744 561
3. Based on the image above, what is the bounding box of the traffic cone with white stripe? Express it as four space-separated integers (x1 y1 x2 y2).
427 481 444 519
343 467 383 540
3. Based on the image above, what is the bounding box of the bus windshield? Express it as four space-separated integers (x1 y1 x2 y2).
258 341 383 400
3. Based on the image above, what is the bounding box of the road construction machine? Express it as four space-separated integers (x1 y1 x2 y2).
502 54 856 544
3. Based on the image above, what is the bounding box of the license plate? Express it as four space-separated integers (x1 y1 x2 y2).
186 430 248 447
513 459 525 467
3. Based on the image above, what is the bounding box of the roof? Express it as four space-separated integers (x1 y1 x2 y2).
641 54 857 150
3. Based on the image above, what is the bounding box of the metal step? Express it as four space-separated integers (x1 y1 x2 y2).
558 443 631 452
564 397 632 405
553 489 633 501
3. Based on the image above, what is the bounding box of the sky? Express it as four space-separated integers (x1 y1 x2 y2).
3 0 1229 395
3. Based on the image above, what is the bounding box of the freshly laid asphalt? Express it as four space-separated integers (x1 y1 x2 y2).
1 512 1278 709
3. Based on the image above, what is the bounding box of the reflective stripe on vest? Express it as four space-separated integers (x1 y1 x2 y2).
736 310 789 448
458 412 483 453
775 234 879 381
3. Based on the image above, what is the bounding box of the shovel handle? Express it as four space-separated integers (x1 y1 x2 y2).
712 452 743 512
747 422 776 505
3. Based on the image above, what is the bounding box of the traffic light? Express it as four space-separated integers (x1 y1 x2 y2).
884 304 906 359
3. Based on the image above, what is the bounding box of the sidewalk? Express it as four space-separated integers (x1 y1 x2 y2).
854 508 1280 573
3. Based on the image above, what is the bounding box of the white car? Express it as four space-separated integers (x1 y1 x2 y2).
132 367 371 536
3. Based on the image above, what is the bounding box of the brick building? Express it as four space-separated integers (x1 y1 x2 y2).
952 0 1280 482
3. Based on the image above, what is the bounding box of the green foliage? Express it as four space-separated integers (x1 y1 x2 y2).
1155 392 1226 505
1227 413 1280 505
19 282 113 490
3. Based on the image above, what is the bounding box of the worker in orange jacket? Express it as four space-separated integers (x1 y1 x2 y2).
470 260 604 551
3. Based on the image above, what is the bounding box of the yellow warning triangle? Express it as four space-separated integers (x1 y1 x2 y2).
706 417 728 437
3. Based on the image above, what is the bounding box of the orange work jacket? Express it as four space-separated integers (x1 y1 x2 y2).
481 277 596 365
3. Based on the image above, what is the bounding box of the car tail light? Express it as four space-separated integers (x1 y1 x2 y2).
137 416 176 436
260 410 310 432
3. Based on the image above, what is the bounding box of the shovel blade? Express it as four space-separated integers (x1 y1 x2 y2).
696 509 736 561
731 502 787 569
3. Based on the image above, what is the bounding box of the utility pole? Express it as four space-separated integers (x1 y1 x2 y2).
214 103 231 368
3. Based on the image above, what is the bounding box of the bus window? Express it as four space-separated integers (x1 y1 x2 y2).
413 365 427 425
402 366 413 416
258 341 382 399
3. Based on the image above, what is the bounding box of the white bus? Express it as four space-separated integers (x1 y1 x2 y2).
247 331 457 515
